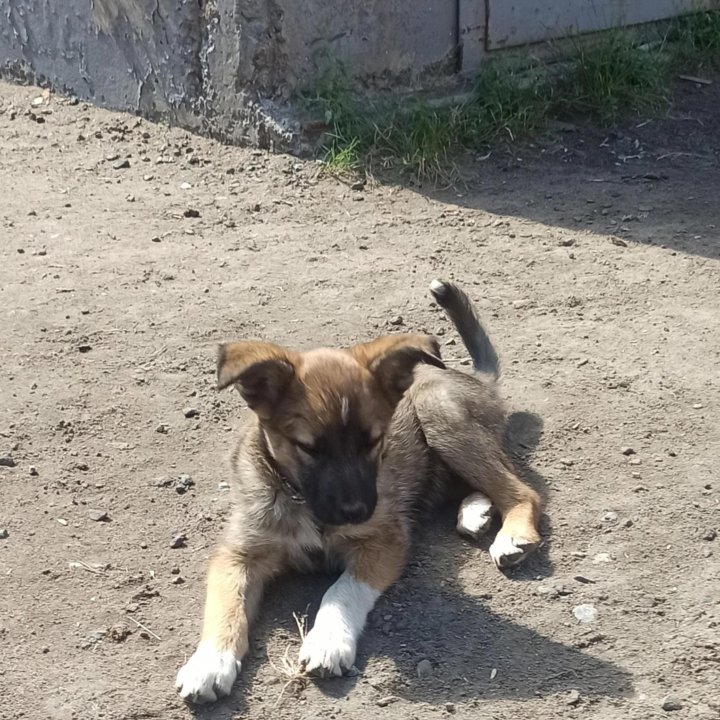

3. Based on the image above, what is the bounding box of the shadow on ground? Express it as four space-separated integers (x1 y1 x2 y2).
189 407 631 718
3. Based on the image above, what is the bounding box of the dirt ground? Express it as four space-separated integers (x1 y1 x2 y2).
1 76 719 720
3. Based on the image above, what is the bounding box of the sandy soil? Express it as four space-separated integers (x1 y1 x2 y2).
1 77 718 720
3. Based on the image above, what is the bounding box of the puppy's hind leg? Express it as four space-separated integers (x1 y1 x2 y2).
456 491 495 541
422 417 541 569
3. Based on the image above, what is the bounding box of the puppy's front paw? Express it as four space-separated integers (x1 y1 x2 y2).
299 619 356 677
176 641 240 703
489 531 539 569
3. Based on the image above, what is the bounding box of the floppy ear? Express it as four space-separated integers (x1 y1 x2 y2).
350 335 445 403
349 334 443 368
217 341 298 418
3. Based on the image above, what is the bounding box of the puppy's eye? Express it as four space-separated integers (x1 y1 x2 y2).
363 434 383 452
294 440 318 456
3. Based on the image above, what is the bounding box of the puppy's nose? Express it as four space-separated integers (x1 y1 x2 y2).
339 502 369 524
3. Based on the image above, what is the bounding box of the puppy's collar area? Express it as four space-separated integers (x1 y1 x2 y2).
268 457 305 505
260 430 306 504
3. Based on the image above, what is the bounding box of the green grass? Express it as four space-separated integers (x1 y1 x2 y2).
666 10 720 70
305 10 720 182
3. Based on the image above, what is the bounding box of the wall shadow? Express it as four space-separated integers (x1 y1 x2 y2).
415 79 720 262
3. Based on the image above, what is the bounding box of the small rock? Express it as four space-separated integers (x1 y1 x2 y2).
155 423 169 434
416 659 433 678
559 458 574 467
702 529 716 541
105 152 120 162
218 481 230 491
351 180 366 191
621 447 635 456
113 159 130 170
170 533 187 549
566 689 581 706
445 702 456 713
592 552 613 564
183 407 199 418
574 575 595 584
78 345 92 353
389 315 404 326
171 575 185 585
573 604 598 623
183 208 200 218
154 476 174 488
29 466 38 476
180 182 192 190
57 518 68 526
603 511 619 523
576 358 589 368
109 623 131 642
661 694 683 712
88 509 109 522
80 629 107 649
0 456 16 467
175 474 194 494
377 696 399 707
0 529 8 540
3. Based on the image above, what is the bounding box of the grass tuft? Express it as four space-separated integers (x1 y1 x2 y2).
305 10 720 182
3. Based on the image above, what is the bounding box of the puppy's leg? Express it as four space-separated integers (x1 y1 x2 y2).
424 422 541 568
299 530 408 676
176 544 276 703
484 462 542 569
456 491 495 541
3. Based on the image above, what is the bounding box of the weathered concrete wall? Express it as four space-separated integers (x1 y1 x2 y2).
2 0 719 150
0 0 458 150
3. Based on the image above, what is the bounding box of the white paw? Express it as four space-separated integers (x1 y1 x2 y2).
299 617 356 677
176 641 240 703
489 532 538 569
457 492 495 540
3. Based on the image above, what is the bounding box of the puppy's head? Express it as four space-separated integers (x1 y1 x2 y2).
217 335 443 526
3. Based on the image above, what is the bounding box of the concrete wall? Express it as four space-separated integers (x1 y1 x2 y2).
1 1 718 150
0 0 457 150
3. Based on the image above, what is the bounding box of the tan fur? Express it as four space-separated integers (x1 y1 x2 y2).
180 328 542 699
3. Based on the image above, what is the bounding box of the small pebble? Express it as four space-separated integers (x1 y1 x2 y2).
57 518 68 526
622 447 636 456
155 423 169 434
183 407 199 418
566 689 581 706
592 552 612 564
0 529 8 539
445 702 456 713
661 694 683 712
0 456 16 467
389 315 404 326
29 466 38 476
416 659 433 678
377 696 399 707
573 604 598 623
113 159 130 170
702 529 716 541
170 533 187 549
88 509 109 522
171 576 185 585
175 474 195 494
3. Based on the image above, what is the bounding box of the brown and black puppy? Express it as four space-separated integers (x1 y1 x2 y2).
176 281 542 703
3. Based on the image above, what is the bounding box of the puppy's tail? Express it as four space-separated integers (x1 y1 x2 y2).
429 279 500 381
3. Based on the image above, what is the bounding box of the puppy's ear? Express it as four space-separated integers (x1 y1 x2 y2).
351 335 444 403
217 341 298 418
349 334 443 368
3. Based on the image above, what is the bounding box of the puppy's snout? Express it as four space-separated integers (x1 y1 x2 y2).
338 501 371 524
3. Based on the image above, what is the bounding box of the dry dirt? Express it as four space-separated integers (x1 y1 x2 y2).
1 77 719 720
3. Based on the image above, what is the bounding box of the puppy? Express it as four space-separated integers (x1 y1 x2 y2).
176 280 542 703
